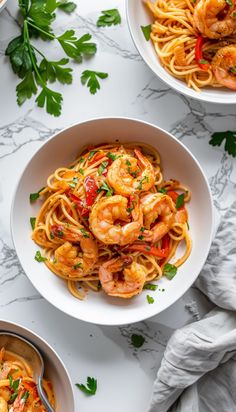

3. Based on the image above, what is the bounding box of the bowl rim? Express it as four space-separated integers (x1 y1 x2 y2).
0 319 75 410
10 116 214 325
125 0 236 105
0 0 8 11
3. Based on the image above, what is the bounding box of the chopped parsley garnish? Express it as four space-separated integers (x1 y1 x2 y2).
97 9 121 27
81 70 108 94
163 263 177 280
73 263 82 269
88 150 98 160
98 161 109 176
229 67 236 74
79 168 84 175
159 187 167 194
79 157 84 163
22 390 30 401
126 160 131 166
199 59 209 65
131 334 145 348
146 295 154 304
29 187 45 202
30 217 36 230
141 24 152 41
137 176 149 190
50 232 55 239
9 378 20 402
97 182 114 197
145 246 151 251
76 377 97 396
57 230 63 237
143 283 158 291
226 0 233 6
127 207 133 214
176 193 185 209
138 235 144 240
80 228 89 238
209 131 236 158
107 152 121 161
140 227 145 232
34 250 47 262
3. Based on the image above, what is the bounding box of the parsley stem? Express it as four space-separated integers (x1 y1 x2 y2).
24 21 45 87
27 20 56 40
31 44 46 59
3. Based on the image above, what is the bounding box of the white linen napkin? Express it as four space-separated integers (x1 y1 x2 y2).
148 200 236 412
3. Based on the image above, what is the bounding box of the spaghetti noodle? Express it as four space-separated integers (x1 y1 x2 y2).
146 0 236 91
31 143 192 300
0 347 55 411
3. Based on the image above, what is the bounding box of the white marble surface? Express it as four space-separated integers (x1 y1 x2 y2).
0 1 235 411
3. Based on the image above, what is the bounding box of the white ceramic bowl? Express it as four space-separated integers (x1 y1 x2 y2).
11 117 213 325
0 0 8 13
126 0 236 104
0 320 75 411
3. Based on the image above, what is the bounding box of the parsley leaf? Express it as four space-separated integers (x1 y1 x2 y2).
34 250 47 262
81 70 108 94
199 59 209 65
159 187 167 194
141 25 152 41
88 150 97 160
30 217 36 230
225 0 233 6
176 193 185 209
22 390 30 401
58 31 97 62
46 0 77 13
30 187 45 202
97 9 121 27
98 182 114 197
146 295 154 304
73 263 82 269
143 283 158 291
209 131 236 158
229 66 236 74
80 228 89 238
163 263 177 280
98 161 109 175
107 152 122 161
131 334 145 348
16 71 37 105
39 58 73 84
76 377 97 396
36 87 63 117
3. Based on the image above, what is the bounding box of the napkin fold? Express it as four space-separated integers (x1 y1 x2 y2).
148 200 236 412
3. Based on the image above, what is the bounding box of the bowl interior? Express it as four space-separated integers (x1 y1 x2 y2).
126 0 236 104
11 118 213 325
0 320 74 411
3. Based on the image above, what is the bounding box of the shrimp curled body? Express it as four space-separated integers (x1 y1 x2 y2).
0 397 7 412
212 45 236 90
107 149 155 196
99 257 147 298
89 195 143 245
194 0 236 39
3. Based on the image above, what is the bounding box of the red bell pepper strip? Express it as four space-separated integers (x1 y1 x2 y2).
68 192 89 217
195 36 210 71
126 243 169 258
84 176 98 206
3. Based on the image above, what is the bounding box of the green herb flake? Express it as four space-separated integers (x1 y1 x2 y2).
79 168 84 175
80 228 89 238
199 59 209 65
98 161 109 176
34 250 47 262
140 227 145 232
22 390 30 401
50 232 55 239
73 263 82 269
209 131 236 158
97 9 121 27
81 70 108 95
143 283 158 291
176 193 185 209
146 295 154 304
159 187 167 194
9 375 13 388
163 263 177 280
79 157 84 163
187 221 190 230
76 377 97 396
88 150 97 160
138 235 144 240
127 207 133 214
141 24 152 41
30 217 36 230
131 334 145 348
29 187 45 202
226 0 233 6
229 66 236 74
126 159 131 166
107 152 120 161
98 182 114 197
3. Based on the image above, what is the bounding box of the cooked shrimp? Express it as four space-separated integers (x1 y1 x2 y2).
212 45 236 90
54 238 98 278
107 149 155 196
194 0 236 39
0 397 7 412
11 389 27 412
89 195 143 245
141 193 176 242
99 257 147 298
0 363 10 380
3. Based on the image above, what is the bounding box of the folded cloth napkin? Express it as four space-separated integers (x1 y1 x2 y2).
148 200 236 412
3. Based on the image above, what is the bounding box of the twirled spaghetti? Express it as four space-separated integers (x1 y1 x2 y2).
0 347 55 411
31 143 192 300
146 0 236 91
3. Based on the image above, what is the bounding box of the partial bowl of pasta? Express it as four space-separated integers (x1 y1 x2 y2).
0 320 75 411
11 117 213 325
0 0 8 13
126 0 236 104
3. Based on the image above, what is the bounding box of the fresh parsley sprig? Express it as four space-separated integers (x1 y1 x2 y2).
76 377 97 396
97 9 121 27
81 70 108 94
209 131 236 158
5 0 97 116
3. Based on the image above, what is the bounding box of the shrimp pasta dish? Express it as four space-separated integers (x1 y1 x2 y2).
31 143 192 300
146 0 236 91
0 346 55 411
